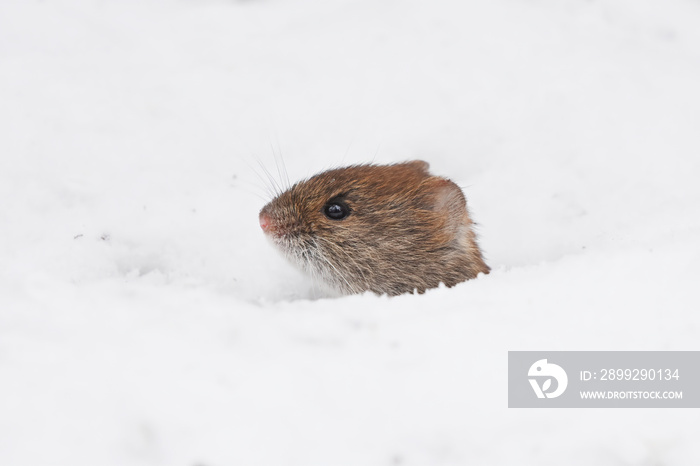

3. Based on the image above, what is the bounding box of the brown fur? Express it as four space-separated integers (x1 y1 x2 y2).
259 161 489 296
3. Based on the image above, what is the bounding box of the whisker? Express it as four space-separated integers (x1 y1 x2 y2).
371 144 381 164
273 134 291 190
313 238 356 294
341 135 355 166
238 183 270 203
244 157 276 200
257 158 283 197
270 141 286 193
315 236 369 288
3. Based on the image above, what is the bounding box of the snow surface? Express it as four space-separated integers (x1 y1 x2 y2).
1 0 700 464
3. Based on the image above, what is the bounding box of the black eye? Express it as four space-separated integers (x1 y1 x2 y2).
324 202 350 220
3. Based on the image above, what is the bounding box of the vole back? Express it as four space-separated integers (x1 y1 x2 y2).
259 160 489 296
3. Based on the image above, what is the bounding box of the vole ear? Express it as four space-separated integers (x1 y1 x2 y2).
421 176 467 215
401 160 431 176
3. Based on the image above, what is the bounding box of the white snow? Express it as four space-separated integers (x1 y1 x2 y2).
1 0 700 464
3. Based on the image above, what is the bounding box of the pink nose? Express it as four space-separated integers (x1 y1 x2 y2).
259 213 271 232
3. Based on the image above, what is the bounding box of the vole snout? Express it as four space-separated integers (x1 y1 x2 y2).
259 212 271 233
259 202 306 239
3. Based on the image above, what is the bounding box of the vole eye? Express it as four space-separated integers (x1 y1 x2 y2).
323 202 350 220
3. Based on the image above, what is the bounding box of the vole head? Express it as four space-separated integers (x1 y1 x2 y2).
259 160 489 295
